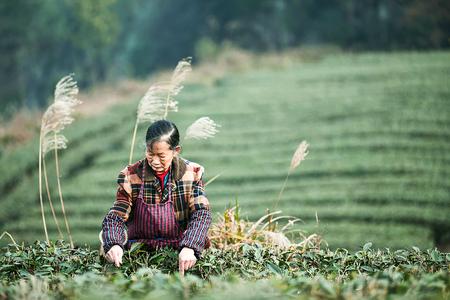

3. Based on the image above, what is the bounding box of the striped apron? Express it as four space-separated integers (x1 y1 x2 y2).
125 169 183 251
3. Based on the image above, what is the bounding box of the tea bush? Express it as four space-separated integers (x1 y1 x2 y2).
0 241 448 299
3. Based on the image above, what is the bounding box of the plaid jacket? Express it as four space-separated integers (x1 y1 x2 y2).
102 156 212 258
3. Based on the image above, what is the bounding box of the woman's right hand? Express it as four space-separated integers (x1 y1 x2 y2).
106 245 123 267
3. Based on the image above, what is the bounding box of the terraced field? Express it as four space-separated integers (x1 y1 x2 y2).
2 51 449 250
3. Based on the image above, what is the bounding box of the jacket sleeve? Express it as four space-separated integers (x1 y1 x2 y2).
101 170 133 253
179 171 212 259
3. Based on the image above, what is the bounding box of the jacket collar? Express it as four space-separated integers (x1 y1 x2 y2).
138 156 186 182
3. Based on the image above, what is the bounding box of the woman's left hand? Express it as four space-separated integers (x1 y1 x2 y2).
179 247 197 276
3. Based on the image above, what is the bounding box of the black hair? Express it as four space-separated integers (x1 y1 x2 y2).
145 120 180 150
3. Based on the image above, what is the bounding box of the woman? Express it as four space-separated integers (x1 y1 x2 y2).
100 120 212 275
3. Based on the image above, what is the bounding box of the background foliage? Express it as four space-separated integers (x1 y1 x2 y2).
1 0 449 116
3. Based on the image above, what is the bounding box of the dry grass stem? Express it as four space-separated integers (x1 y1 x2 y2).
38 139 49 243
39 74 80 246
246 210 282 236
209 205 322 251
273 140 309 210
204 172 222 187
53 76 80 248
260 215 301 230
0 231 19 250
43 158 63 238
54 144 73 248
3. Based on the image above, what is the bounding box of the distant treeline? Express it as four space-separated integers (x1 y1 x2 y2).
1 0 449 115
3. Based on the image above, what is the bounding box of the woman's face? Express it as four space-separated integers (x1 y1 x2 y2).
146 141 180 174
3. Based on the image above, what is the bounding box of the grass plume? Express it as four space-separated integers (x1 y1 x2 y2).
39 74 80 246
272 140 309 210
184 117 220 141
129 58 192 164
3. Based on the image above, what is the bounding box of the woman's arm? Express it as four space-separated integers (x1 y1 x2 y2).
101 170 134 253
179 175 212 259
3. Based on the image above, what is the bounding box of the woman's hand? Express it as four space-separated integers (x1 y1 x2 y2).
106 245 123 267
179 247 196 276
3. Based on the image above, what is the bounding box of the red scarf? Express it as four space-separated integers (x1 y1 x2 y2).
155 167 170 190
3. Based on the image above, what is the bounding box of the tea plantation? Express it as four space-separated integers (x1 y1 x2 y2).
1 50 449 251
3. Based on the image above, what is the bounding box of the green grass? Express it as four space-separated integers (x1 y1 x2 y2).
1 50 449 250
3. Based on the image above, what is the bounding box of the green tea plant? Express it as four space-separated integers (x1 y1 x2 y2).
0 239 448 299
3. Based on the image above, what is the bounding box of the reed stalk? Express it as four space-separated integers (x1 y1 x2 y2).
129 121 139 164
38 74 80 247
272 141 309 210
54 142 73 248
272 171 291 210
0 231 19 250
38 134 49 244
43 157 63 238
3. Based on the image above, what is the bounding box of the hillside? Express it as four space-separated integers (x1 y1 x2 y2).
1 50 449 250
